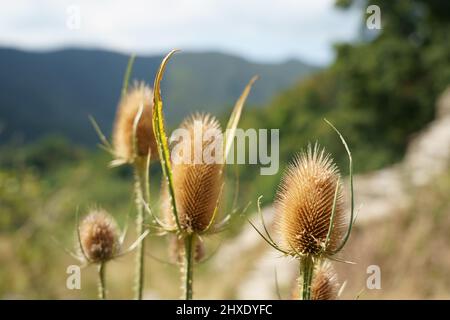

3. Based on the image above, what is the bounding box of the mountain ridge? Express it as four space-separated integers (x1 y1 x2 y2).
0 47 317 145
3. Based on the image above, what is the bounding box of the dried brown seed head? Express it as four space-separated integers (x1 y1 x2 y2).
79 209 120 263
275 144 346 256
168 113 223 233
112 82 157 163
311 261 339 300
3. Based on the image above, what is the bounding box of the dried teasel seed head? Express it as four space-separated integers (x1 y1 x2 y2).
112 82 157 163
292 261 339 300
311 261 339 300
167 113 223 233
275 144 347 256
79 209 120 263
169 235 206 263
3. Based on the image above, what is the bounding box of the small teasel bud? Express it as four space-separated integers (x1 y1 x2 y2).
169 113 223 233
275 144 347 256
79 209 120 263
112 82 157 163
311 261 339 300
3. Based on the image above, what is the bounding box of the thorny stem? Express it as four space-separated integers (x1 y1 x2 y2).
300 255 314 300
183 234 195 300
98 262 106 299
133 160 148 300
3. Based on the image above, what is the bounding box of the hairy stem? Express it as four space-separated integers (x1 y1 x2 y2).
300 255 314 300
133 160 148 300
183 234 195 300
98 262 106 299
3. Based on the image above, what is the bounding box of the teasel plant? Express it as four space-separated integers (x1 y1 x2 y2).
147 50 257 299
69 208 149 299
249 120 355 300
88 55 155 299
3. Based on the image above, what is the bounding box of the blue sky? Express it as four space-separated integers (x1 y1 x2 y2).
0 0 361 65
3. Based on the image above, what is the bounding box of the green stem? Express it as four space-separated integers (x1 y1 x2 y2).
98 262 106 299
133 161 148 300
183 234 195 300
300 255 314 300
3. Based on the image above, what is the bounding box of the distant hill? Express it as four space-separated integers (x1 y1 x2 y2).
0 47 316 145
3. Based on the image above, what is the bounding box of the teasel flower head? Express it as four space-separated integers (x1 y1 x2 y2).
79 209 120 263
275 144 347 257
112 82 157 164
311 261 339 300
166 113 223 234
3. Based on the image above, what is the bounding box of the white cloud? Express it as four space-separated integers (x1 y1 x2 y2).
0 0 361 65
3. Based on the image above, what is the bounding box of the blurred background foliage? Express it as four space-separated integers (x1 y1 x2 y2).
240 0 450 204
0 0 449 298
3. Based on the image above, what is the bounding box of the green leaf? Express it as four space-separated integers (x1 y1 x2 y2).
224 75 258 162
121 54 136 99
152 49 182 232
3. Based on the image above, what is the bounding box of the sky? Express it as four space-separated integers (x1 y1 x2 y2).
0 0 362 66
